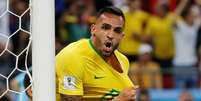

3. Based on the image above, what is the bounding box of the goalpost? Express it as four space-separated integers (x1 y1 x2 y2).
32 0 56 101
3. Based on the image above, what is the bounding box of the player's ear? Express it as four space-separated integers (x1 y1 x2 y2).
90 24 96 36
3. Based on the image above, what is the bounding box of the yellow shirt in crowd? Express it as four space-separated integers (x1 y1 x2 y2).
56 39 135 101
119 10 149 55
129 62 162 89
145 13 176 59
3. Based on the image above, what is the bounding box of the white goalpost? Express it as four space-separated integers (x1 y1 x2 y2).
32 0 56 100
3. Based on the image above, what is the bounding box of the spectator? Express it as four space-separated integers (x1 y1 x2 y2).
179 91 193 101
173 4 200 88
138 89 150 101
145 3 175 68
111 0 127 10
194 0 201 88
145 0 188 88
199 46 201 87
118 0 149 62
58 0 91 44
9 68 32 101
196 24 201 57
198 28 201 87
129 44 162 89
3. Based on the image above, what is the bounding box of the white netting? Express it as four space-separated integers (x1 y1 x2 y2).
0 0 32 100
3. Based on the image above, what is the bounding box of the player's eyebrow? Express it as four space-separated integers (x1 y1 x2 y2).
101 23 112 30
101 23 123 34
114 27 123 33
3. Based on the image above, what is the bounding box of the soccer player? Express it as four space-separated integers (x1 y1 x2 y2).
56 6 138 101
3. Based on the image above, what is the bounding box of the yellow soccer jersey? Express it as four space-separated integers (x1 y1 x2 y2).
145 13 175 59
56 39 135 101
119 10 149 55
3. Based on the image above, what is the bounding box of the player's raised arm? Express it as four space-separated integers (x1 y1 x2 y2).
175 0 189 15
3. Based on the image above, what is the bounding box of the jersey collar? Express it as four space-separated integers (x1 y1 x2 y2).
89 38 102 57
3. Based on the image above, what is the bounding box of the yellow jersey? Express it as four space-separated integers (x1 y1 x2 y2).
129 62 162 89
145 13 176 59
56 39 134 101
119 10 149 55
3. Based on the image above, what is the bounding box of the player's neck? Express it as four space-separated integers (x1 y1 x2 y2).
105 53 123 73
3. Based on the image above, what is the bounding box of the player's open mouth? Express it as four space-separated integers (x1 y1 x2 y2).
105 42 112 48
104 41 113 52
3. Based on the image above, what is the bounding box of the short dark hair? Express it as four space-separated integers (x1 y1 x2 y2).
96 6 125 23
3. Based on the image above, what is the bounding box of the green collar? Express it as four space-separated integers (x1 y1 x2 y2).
89 39 102 57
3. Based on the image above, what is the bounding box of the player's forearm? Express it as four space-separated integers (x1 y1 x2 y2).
60 94 83 101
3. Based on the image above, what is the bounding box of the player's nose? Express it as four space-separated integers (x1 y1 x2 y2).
106 30 114 39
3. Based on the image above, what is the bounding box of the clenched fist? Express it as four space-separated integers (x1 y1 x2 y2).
113 86 139 101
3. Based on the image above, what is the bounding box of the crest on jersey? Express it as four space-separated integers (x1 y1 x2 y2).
63 76 76 90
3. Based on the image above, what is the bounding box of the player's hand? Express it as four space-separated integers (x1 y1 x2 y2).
113 86 139 101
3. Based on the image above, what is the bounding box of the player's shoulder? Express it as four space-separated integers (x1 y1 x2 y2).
56 39 89 58
56 39 89 71
56 39 90 66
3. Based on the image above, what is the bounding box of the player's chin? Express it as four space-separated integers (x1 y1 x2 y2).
102 51 113 57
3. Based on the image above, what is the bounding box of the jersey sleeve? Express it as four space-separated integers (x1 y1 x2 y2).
56 52 84 96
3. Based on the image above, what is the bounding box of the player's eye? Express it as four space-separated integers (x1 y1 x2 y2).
101 23 111 30
114 27 123 34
